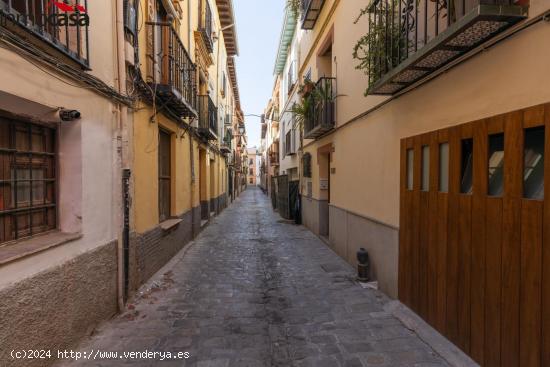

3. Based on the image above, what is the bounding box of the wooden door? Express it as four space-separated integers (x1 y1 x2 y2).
399 102 550 367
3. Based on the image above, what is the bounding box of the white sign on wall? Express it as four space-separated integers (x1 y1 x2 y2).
320 179 329 190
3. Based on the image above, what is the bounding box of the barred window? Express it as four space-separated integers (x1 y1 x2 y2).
303 153 312 178
0 118 56 244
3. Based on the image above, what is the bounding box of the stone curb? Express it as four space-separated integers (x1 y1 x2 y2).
384 300 479 367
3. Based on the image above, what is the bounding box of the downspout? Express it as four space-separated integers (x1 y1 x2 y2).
215 19 222 204
187 0 196 236
115 0 130 309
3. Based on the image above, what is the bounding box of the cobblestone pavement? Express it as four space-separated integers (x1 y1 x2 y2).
60 187 449 367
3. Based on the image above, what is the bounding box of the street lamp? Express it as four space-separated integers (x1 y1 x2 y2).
238 125 245 135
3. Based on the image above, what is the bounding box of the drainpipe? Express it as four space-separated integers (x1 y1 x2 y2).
115 0 130 309
187 0 196 236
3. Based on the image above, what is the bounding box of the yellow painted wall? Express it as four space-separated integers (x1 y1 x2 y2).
133 104 205 233
132 0 233 232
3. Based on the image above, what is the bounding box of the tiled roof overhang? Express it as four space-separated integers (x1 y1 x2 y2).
228 56 241 108
274 7 296 75
216 0 239 56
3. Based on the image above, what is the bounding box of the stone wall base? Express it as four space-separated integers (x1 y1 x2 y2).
0 240 118 367
302 198 399 298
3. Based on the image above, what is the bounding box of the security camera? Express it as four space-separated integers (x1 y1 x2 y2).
59 109 81 121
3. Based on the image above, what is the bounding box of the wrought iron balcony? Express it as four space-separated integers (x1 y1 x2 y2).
0 0 89 67
364 0 526 95
301 0 326 29
220 130 232 154
199 0 213 53
198 95 217 140
146 22 197 118
303 77 336 139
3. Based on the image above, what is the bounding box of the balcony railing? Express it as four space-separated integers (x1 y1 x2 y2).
199 0 213 53
301 0 326 29
0 0 89 67
304 77 336 139
146 22 197 118
364 0 526 95
198 95 217 140
220 130 232 154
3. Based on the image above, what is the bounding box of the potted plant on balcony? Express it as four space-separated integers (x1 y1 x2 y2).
289 95 314 137
298 77 316 97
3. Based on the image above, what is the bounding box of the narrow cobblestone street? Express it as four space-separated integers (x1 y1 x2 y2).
61 187 448 367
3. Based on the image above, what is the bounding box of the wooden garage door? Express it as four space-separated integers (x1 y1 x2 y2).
399 103 550 367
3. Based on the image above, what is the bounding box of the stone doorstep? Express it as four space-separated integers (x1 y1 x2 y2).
384 300 480 367
0 231 82 266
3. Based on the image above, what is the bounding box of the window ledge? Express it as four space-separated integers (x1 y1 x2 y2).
0 232 82 266
160 219 182 232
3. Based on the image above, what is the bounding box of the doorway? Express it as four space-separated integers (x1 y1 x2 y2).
317 144 332 238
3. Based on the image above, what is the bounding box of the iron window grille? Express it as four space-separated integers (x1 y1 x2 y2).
363 0 526 95
0 118 56 245
0 0 90 67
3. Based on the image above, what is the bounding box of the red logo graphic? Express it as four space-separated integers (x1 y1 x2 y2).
48 1 87 13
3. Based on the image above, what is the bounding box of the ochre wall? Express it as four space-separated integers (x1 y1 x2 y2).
132 107 202 233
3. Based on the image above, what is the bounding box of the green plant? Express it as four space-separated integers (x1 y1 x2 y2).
353 1 405 95
286 0 301 18
353 0 454 95
289 95 313 132
297 77 316 97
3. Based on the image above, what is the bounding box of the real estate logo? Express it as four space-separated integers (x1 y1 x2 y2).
0 0 90 27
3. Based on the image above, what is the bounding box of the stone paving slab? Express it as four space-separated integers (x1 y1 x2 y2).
57 188 449 367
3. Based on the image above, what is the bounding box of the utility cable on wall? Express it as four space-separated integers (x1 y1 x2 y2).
0 26 134 107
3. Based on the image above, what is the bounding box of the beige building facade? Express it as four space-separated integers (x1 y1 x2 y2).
247 147 257 185
0 1 129 364
280 0 550 365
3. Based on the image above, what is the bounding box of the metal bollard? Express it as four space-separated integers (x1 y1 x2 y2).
356 248 370 282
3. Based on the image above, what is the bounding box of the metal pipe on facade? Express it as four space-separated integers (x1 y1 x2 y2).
115 0 131 308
